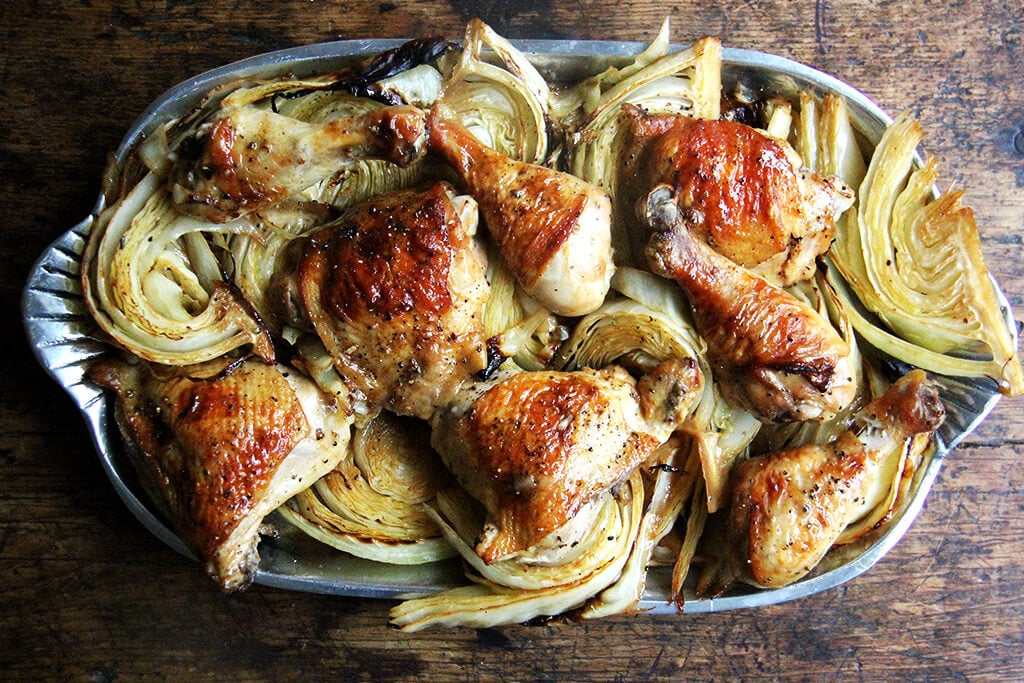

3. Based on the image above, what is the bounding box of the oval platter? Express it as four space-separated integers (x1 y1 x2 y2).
21 37 1015 613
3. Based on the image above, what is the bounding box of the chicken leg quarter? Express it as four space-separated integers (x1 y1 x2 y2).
430 359 702 564
725 370 944 587
643 185 857 422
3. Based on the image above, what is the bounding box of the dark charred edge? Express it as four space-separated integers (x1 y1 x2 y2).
720 93 769 129
216 278 278 364
477 336 506 380
270 37 455 111
768 359 837 393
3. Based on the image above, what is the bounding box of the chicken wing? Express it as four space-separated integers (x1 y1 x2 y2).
724 369 944 588
298 182 490 419
427 106 614 316
622 106 853 287
172 104 428 222
644 185 857 422
430 359 702 564
88 356 352 591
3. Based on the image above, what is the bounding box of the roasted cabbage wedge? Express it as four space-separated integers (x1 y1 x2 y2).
279 340 456 564
436 18 550 164
805 99 1023 395
82 172 275 365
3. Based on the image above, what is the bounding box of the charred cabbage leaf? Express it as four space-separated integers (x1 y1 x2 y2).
436 18 550 164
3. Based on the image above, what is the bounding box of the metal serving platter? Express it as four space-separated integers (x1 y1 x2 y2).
22 37 1013 612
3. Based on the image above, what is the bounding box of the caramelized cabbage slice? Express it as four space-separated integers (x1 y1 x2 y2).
436 18 550 164
82 172 274 365
352 411 450 505
479 238 567 371
277 339 455 564
228 204 332 334
794 93 867 192
582 436 702 617
833 430 932 547
389 471 643 630
823 109 1023 395
278 409 456 566
558 19 721 135
213 37 450 110
279 459 455 565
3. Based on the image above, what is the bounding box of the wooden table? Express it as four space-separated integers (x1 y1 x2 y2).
3 1 1022 679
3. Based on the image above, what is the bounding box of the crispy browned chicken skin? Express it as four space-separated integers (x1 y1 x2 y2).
88 357 351 591
622 105 853 286
644 185 857 422
430 360 702 564
725 370 944 587
298 182 490 419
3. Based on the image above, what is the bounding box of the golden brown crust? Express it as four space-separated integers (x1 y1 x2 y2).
464 373 602 557
320 182 457 322
88 358 308 573
729 432 868 587
442 369 662 563
624 106 849 287
632 114 804 269
299 182 489 419
427 108 592 289
205 115 287 212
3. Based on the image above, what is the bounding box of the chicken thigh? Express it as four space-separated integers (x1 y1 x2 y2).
644 185 857 422
172 104 428 222
88 356 352 591
427 106 614 316
430 359 702 564
298 182 491 419
724 370 944 587
622 106 853 287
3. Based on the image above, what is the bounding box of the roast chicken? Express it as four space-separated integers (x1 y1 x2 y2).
297 182 491 419
644 185 857 422
724 370 944 588
172 104 428 222
88 356 352 591
427 106 614 317
622 105 854 287
429 359 702 564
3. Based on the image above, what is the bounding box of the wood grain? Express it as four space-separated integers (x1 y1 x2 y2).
2 0 1022 679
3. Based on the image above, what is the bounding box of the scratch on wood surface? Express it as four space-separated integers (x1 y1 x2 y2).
815 0 829 55
644 645 665 679
909 537 946 603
